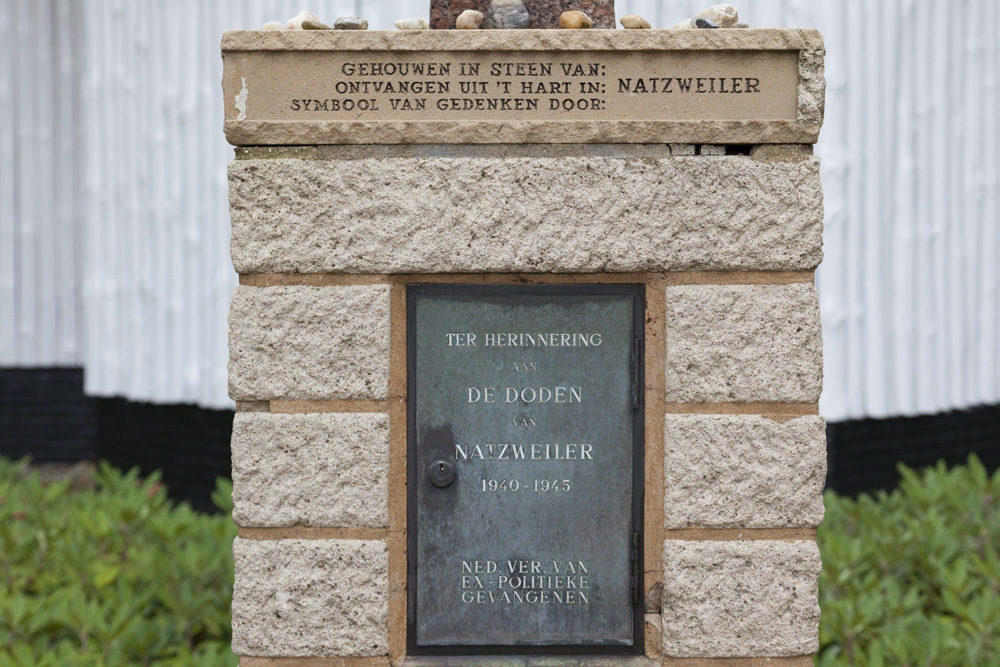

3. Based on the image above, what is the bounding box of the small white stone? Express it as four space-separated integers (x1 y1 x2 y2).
261 21 283 31
456 9 484 29
285 10 320 30
619 14 651 29
394 17 429 30
673 18 695 29
693 4 739 28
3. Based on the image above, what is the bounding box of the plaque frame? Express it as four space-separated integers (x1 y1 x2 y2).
405 283 646 656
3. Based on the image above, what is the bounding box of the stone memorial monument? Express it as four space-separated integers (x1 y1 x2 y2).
223 23 826 666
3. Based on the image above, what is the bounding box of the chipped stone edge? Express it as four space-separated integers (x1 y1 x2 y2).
224 119 820 146
797 43 825 125
220 28 824 52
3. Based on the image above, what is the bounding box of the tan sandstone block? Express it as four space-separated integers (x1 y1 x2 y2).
228 285 390 401
665 284 822 403
221 30 824 145
232 538 389 657
664 415 826 529
750 144 814 163
662 540 821 657
231 412 389 528
228 156 823 275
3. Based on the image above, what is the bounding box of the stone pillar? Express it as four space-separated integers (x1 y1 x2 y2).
223 29 826 666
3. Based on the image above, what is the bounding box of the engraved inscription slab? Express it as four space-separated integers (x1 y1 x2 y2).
227 50 795 121
221 30 824 145
407 285 643 650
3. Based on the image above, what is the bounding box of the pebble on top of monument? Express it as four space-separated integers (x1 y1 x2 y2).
221 28 824 145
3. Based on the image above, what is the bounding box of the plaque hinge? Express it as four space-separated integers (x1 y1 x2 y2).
631 337 641 411
631 531 640 602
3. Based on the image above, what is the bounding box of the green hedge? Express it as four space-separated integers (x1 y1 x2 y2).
0 457 237 666
818 455 1000 666
3 454 999 665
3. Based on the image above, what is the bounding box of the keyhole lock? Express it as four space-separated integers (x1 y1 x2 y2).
426 459 456 488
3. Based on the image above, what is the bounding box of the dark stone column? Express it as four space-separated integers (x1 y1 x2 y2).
429 0 615 30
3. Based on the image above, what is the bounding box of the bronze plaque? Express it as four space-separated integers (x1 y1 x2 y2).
407 284 644 653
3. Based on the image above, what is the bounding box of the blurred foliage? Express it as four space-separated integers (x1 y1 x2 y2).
817 455 1000 666
3 453 999 665
0 456 237 666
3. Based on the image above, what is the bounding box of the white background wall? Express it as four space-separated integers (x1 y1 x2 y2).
1 0 998 421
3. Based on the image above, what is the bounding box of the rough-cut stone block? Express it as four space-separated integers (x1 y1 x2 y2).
229 285 390 401
751 143 813 163
232 538 388 657
430 0 615 29
666 284 822 403
232 412 389 528
229 156 823 274
798 46 826 128
664 415 826 529
662 540 821 657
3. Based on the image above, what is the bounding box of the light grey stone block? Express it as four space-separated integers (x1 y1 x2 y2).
662 540 821 657
228 156 823 274
232 412 390 528
664 415 826 529
228 285 390 401
798 46 826 126
232 538 389 657
699 144 726 156
665 283 823 403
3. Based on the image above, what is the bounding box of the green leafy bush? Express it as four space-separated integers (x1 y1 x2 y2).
4 453 998 665
818 455 1000 666
0 457 238 666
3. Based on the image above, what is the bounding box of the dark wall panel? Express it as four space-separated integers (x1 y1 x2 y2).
96 398 234 513
0 368 97 462
826 404 1000 496
0 368 234 512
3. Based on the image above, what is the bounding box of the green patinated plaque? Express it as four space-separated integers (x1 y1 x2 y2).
407 284 644 652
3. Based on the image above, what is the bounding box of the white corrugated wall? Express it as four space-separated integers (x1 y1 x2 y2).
0 1 84 368
76 0 415 409
1 0 998 419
